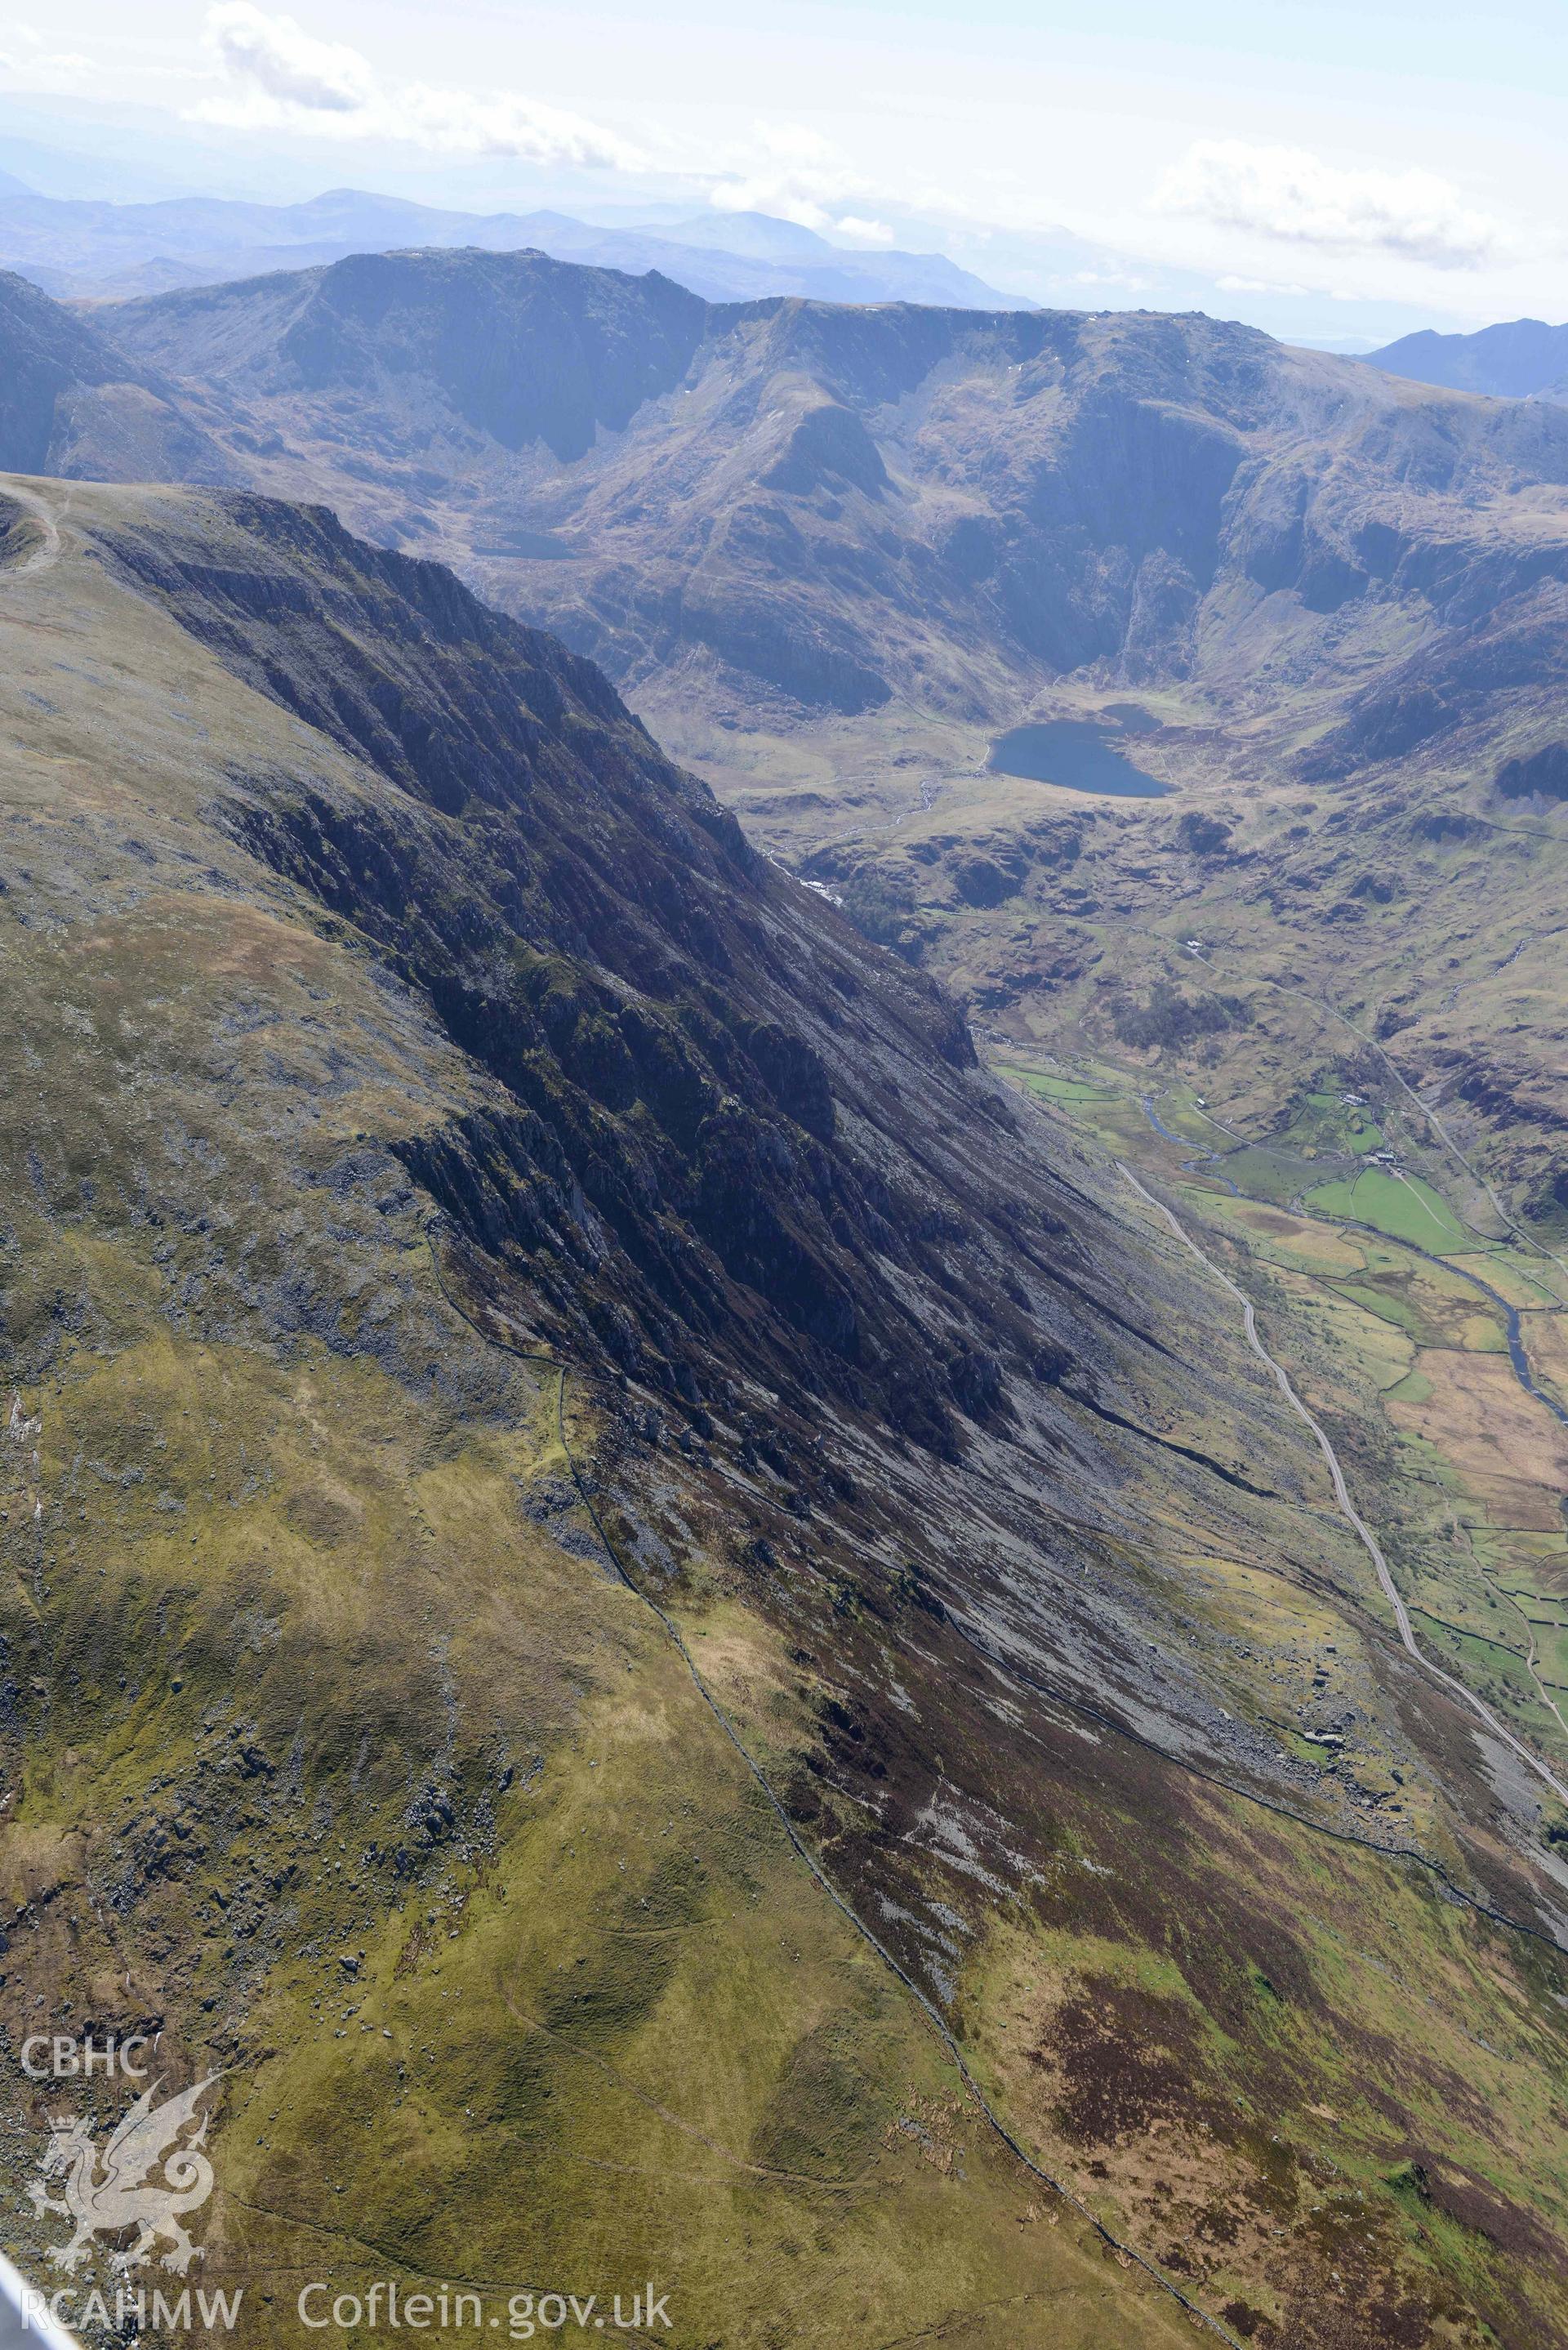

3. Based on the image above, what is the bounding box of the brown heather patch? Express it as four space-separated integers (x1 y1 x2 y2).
974 2053 1456 2350
1400 2152 1566 2271
1040 1973 1217 2149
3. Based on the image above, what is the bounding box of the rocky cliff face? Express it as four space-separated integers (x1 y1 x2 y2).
106 247 714 463
94 254 1568 729
0 265 229 481
92 489 1111 1463
0 265 128 470
32 260 1568 1197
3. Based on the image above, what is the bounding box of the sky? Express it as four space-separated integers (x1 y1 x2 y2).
0 0 1562 341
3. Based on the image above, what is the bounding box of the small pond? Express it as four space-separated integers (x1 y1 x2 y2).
987 716 1173 798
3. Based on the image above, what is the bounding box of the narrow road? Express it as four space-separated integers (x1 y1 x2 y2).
1455 1517 1568 1748
1119 1162 1568 1808
1134 1090 1568 1431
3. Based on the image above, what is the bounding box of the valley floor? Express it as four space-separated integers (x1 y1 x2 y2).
996 1051 1568 1803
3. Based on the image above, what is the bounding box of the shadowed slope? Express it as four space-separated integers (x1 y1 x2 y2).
0 265 229 483
2 480 1568 2347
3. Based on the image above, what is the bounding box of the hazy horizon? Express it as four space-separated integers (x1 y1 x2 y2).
0 0 1561 346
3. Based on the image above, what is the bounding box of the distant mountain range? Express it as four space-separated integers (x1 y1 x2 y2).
82 244 1568 750
1366 316 1568 403
3 239 1561 793
0 171 1027 310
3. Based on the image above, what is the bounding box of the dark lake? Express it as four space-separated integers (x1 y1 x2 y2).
987 717 1173 798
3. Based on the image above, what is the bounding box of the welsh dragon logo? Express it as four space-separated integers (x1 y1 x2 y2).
28 2076 219 2275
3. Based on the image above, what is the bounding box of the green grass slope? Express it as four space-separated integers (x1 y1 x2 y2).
0 493 1193 2346
3 479 1568 2350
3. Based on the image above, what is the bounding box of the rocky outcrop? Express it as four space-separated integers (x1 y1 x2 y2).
1497 741 1568 800
0 266 133 470
0 267 229 481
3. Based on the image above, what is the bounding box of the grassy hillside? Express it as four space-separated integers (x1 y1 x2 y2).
4 479 1568 2348
0 482 1191 2345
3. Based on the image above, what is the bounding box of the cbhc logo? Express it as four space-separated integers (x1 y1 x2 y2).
21 2033 152 2079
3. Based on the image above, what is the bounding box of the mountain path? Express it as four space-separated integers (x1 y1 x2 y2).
0 484 65 577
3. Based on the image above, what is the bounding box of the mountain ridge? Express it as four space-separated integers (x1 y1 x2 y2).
1366 316 1568 403
91 250 1568 733
16 248 1568 1234
0 262 231 481
0 173 1027 309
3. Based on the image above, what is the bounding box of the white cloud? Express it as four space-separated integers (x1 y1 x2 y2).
0 20 91 81
834 215 895 248
0 47 88 74
194 2 639 167
706 122 889 240
1156 140 1515 271
206 2 372 112
1072 267 1157 293
1215 272 1312 297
